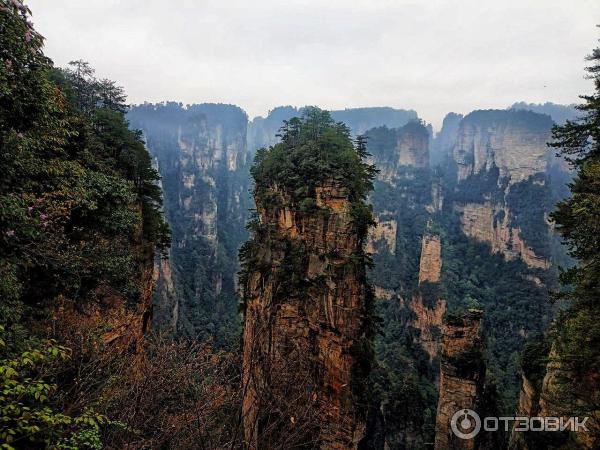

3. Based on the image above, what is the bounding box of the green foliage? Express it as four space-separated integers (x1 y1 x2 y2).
0 326 107 449
548 39 600 385
240 107 378 431
519 333 549 389
371 299 438 447
127 102 248 348
506 174 554 258
251 107 377 206
0 4 170 448
0 1 169 333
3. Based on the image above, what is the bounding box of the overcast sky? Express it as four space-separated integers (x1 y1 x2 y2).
29 0 600 129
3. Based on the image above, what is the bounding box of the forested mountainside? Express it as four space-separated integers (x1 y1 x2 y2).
509 48 600 450
129 99 574 449
0 2 174 447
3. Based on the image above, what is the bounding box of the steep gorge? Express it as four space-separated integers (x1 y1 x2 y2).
128 103 252 346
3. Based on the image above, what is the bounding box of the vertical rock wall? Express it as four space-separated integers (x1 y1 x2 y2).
434 310 485 450
242 183 371 449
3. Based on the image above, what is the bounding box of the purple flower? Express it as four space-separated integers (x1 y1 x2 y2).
6 230 15 237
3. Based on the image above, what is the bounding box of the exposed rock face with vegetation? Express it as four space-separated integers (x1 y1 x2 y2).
450 109 563 269
5 3 599 449
128 102 251 347
455 202 550 269
452 110 553 184
419 234 442 284
434 310 485 450
239 109 377 449
365 108 570 448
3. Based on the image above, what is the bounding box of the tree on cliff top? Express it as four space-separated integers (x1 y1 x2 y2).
250 107 378 206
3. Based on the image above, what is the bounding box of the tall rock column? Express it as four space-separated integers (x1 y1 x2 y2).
240 109 375 449
435 309 485 450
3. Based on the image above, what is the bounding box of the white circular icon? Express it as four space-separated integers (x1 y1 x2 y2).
451 409 481 440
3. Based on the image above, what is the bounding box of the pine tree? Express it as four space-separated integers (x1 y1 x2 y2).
546 34 600 424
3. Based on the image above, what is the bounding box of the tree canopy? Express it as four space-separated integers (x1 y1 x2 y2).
250 107 377 206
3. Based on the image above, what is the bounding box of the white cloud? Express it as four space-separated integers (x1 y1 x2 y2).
29 0 600 128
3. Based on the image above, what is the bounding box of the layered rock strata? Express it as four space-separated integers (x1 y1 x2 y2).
242 183 371 449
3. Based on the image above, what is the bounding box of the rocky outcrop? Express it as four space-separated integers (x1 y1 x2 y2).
152 252 178 337
435 310 485 450
431 112 464 167
427 180 444 213
397 124 430 169
419 234 442 284
537 347 598 449
367 216 397 255
411 294 446 360
447 109 574 271
509 342 599 450
368 121 430 183
455 202 550 269
241 183 371 449
410 234 446 359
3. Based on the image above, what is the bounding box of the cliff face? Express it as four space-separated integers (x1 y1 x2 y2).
435 310 485 450
455 202 550 269
366 121 431 298
450 110 556 269
539 350 599 449
509 344 600 450
152 252 178 337
366 216 397 255
411 294 446 360
452 110 552 184
411 234 446 359
242 183 371 449
419 234 442 284
367 122 430 184
510 335 600 450
128 103 250 345
431 112 464 167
